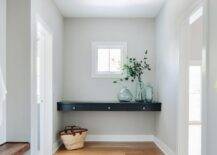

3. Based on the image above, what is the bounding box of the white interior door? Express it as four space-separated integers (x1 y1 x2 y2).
34 17 53 155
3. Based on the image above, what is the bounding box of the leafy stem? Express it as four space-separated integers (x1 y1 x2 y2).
113 50 151 84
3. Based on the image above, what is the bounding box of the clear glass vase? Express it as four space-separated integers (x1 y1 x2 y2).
135 80 146 102
145 84 153 102
118 86 133 102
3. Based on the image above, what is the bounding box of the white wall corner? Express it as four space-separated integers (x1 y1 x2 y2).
53 139 62 154
154 137 175 155
86 134 154 142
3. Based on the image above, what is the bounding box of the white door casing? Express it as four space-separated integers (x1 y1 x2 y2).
0 0 6 145
177 1 208 155
31 15 53 155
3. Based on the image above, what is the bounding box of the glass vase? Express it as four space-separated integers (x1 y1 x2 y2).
118 86 133 103
145 84 153 102
135 80 146 102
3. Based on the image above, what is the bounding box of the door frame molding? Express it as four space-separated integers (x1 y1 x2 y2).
177 0 208 155
0 0 6 145
31 14 53 155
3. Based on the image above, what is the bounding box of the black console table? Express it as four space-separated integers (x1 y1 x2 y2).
57 101 161 112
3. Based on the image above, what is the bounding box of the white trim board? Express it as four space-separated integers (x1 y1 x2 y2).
31 15 53 155
0 0 6 145
154 137 175 155
53 140 62 154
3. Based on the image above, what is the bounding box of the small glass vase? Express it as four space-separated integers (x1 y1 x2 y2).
135 80 146 102
145 84 153 103
118 86 133 103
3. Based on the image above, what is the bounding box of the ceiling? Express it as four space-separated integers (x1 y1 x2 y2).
53 0 165 18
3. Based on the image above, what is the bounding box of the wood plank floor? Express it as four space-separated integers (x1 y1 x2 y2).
55 142 164 155
0 142 30 155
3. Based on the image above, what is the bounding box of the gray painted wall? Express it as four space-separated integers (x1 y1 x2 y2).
155 0 198 152
207 0 217 154
6 0 31 141
6 0 63 146
62 18 157 135
190 17 203 61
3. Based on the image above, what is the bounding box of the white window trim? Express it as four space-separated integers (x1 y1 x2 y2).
189 60 202 66
91 41 127 78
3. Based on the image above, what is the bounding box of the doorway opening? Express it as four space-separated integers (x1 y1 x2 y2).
178 2 207 155
31 16 53 155
188 8 203 155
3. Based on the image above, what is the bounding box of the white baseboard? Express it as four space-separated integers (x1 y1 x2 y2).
154 137 175 155
86 134 154 142
53 140 62 154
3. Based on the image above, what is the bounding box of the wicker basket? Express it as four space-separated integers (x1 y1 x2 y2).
60 126 88 150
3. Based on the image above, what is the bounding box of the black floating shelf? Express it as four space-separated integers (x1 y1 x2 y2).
57 101 161 112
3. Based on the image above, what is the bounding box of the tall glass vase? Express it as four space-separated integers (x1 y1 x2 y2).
145 84 153 102
135 80 145 102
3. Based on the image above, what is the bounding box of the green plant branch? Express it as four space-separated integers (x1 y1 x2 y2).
113 50 151 84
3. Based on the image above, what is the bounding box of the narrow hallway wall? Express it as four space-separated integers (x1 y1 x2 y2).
155 0 199 152
6 0 31 141
207 0 217 154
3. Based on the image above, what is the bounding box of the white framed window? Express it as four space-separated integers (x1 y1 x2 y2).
92 42 127 78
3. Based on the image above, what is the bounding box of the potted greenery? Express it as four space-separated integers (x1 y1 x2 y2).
114 50 151 102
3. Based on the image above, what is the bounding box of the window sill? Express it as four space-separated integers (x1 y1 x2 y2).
91 73 122 79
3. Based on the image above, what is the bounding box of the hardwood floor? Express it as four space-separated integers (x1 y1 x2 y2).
55 142 164 155
0 142 30 155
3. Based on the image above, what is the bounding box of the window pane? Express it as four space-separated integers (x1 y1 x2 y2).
189 66 201 122
97 49 109 72
189 125 201 155
110 49 121 72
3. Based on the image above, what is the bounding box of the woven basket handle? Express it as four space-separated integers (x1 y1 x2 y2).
65 126 76 130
